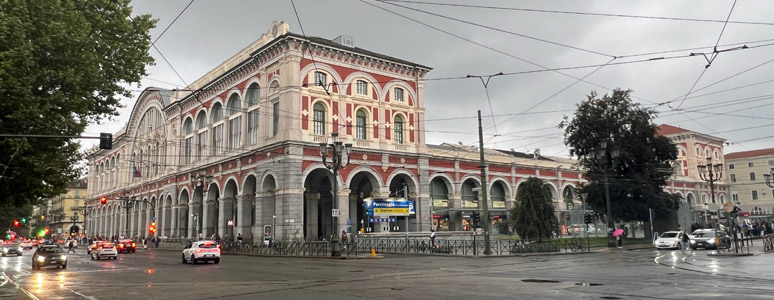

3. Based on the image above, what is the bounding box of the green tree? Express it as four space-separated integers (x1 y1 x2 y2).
0 0 156 206
0 203 32 237
560 89 680 225
510 177 558 242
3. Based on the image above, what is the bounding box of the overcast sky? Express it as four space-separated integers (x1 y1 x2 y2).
84 0 774 158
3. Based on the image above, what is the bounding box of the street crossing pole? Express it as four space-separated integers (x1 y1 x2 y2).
477 110 491 255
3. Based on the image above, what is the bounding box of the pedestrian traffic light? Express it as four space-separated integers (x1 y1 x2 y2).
101 195 107 205
472 212 480 228
13 219 20 227
584 213 593 224
149 222 157 234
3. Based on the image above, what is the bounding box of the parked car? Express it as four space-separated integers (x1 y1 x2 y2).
91 242 118 260
655 231 684 250
182 240 221 264
689 229 731 250
32 245 67 269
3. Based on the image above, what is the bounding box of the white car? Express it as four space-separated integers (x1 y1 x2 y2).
91 242 118 260
655 231 685 250
181 241 221 264
20 241 34 250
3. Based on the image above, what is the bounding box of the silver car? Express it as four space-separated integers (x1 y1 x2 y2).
689 229 731 250
655 231 685 250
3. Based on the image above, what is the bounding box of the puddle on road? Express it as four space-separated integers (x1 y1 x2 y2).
521 279 560 283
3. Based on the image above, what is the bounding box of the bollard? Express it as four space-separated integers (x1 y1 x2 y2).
371 248 376 257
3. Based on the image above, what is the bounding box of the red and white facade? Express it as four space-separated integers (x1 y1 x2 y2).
84 22 589 241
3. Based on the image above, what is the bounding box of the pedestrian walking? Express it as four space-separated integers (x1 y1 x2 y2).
616 228 623 248
341 230 348 249
430 229 436 249
237 233 244 247
67 240 75 254
681 231 691 252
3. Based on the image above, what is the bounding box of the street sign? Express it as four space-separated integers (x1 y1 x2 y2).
364 198 415 216
723 202 734 213
332 209 341 217
227 219 234 226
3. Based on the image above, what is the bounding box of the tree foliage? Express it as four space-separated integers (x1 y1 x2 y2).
560 89 680 223
510 177 558 242
0 0 156 206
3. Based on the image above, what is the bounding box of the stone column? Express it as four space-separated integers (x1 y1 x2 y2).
236 195 253 242
188 202 199 239
170 205 178 238
202 199 215 238
161 206 168 237
218 198 233 239
449 196 463 231
337 188 351 236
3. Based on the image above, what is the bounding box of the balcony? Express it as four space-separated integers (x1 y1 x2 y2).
355 140 371 148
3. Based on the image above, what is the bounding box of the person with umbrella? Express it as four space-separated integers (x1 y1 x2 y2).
613 227 625 248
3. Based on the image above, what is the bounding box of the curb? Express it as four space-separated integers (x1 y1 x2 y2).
151 247 372 259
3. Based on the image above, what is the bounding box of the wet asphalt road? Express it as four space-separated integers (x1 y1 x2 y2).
1 246 773 299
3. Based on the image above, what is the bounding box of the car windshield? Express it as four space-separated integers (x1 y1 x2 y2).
660 233 678 238
39 247 63 253
692 231 714 237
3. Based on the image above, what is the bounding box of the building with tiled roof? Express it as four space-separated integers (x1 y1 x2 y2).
724 148 774 220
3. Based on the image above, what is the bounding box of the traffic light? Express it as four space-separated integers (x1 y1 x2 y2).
149 222 157 234
99 133 113 149
44 228 50 234
101 195 107 205
13 219 20 227
584 213 593 224
472 212 481 228
21 218 26 224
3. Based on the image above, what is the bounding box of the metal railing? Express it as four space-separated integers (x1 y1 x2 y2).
159 238 359 257
763 235 774 253
354 237 589 255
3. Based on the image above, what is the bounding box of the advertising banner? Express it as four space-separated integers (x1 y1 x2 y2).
364 198 415 216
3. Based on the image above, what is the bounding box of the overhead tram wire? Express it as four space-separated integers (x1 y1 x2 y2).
674 0 738 110
150 0 195 48
488 57 616 131
379 0 774 26
376 0 615 58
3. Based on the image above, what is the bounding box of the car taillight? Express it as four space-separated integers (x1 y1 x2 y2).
132 243 136 247
196 249 202 253
120 244 124 248
99 246 103 250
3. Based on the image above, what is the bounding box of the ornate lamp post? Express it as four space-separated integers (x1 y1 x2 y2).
319 132 352 257
589 139 619 248
764 169 774 191
697 156 723 248
192 173 213 240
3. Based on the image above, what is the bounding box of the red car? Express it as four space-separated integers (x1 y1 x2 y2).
117 239 136 253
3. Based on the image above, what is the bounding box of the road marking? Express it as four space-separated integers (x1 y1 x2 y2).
1 272 39 300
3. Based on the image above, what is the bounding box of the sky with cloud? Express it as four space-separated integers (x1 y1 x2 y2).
85 0 774 158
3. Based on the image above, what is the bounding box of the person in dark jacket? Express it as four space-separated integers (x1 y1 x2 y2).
681 231 691 252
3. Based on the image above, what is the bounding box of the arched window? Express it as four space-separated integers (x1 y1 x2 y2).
246 83 260 106
183 118 193 164
461 179 478 208
356 80 368 95
211 102 223 122
394 114 404 144
227 94 242 151
492 182 507 209
183 118 193 135
196 111 207 130
430 177 449 208
313 102 325 135
356 109 367 140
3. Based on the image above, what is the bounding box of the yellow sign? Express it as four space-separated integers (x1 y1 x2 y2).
374 208 410 215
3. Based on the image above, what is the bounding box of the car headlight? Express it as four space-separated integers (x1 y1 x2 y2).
60 255 67 260
690 240 696 244
708 239 715 244
36 256 45 262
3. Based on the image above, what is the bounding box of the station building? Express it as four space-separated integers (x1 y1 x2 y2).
84 22 729 242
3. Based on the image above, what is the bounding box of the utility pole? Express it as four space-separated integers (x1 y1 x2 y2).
477 110 491 255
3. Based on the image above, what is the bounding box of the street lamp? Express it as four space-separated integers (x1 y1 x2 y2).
589 139 619 248
697 156 723 250
192 173 213 240
319 132 352 257
764 170 774 190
